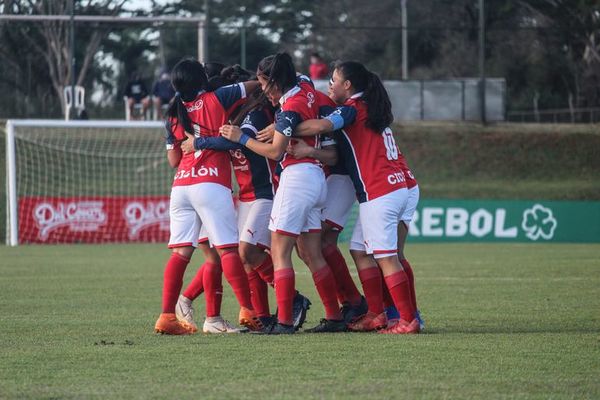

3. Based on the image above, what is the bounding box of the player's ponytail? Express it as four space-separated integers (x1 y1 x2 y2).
165 58 209 135
334 61 393 133
257 52 297 98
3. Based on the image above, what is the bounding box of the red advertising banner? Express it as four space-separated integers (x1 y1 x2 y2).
18 196 170 244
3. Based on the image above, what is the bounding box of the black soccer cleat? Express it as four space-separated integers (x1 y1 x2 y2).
253 321 295 335
304 318 348 333
341 296 368 323
292 291 311 330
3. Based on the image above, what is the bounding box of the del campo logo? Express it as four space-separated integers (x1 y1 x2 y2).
521 204 557 240
408 202 558 241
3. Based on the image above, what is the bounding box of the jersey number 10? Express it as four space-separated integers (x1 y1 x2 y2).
383 128 398 160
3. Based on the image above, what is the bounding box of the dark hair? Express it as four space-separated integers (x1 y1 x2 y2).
257 52 297 97
204 62 226 79
311 52 321 59
334 61 393 133
165 58 209 135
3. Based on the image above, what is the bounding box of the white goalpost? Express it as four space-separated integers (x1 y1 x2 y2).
5 120 172 246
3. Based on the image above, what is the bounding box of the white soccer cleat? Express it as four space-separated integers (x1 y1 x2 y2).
203 316 244 334
175 295 198 331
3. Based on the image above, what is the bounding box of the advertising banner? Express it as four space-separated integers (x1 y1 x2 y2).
18 196 170 244
339 200 600 243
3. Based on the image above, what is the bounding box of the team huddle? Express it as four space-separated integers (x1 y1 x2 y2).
154 52 423 335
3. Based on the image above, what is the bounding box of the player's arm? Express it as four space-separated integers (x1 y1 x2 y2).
295 105 357 137
220 124 288 160
287 140 338 166
164 121 182 167
180 131 241 154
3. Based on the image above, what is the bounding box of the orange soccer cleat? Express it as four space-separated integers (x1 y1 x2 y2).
238 307 264 331
347 311 388 332
378 318 420 335
154 313 197 335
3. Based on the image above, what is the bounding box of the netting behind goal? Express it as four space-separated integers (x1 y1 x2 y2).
5 120 173 245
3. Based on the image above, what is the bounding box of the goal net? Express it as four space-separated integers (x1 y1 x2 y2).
5 120 173 246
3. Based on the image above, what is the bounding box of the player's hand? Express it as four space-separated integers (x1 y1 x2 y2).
181 132 196 154
220 124 243 143
256 123 274 143
287 139 313 159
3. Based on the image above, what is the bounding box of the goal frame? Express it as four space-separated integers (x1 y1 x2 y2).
5 119 164 246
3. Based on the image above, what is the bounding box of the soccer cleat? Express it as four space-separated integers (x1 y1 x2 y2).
378 318 420 334
154 313 196 335
258 315 276 327
203 316 243 334
305 318 347 333
175 295 198 331
253 321 295 335
341 296 368 323
238 307 264 331
415 310 425 331
347 311 388 332
292 292 311 330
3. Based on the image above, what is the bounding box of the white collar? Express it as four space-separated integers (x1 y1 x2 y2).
350 91 364 99
279 85 301 106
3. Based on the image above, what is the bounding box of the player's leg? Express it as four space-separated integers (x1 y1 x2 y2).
346 216 388 332
192 182 262 331
155 186 198 335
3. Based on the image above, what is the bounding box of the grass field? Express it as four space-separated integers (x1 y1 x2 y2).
1 243 599 399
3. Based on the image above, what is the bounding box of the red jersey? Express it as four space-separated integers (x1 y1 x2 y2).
274 83 322 170
166 84 246 188
331 93 408 203
309 62 329 80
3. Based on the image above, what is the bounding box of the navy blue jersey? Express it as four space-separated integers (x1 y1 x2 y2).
231 108 278 201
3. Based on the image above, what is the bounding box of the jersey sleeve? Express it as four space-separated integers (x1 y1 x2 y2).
165 118 184 150
240 109 271 138
214 83 247 110
325 105 357 130
274 110 302 137
194 136 241 151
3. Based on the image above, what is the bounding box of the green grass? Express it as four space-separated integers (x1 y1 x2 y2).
1 243 599 399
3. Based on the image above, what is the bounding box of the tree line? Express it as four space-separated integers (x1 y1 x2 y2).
0 0 598 119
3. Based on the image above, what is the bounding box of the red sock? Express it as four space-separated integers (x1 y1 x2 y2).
182 262 210 301
312 265 343 320
248 269 270 317
274 268 295 325
323 244 362 305
382 275 395 309
255 255 275 287
161 253 190 313
400 258 418 310
384 270 416 321
220 251 253 309
358 266 385 315
203 262 223 317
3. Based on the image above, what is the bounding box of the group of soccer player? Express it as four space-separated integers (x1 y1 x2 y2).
153 52 423 335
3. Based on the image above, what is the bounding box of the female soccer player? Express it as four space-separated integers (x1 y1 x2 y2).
220 53 346 334
294 61 420 334
176 65 281 330
153 58 262 335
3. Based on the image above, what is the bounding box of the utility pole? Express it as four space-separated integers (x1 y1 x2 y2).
478 0 487 124
401 0 408 80
198 0 209 63
69 0 76 120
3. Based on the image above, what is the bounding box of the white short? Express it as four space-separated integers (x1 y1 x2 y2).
349 188 408 259
269 163 327 237
321 174 356 231
198 225 210 244
400 185 420 224
168 182 238 249
238 198 273 249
